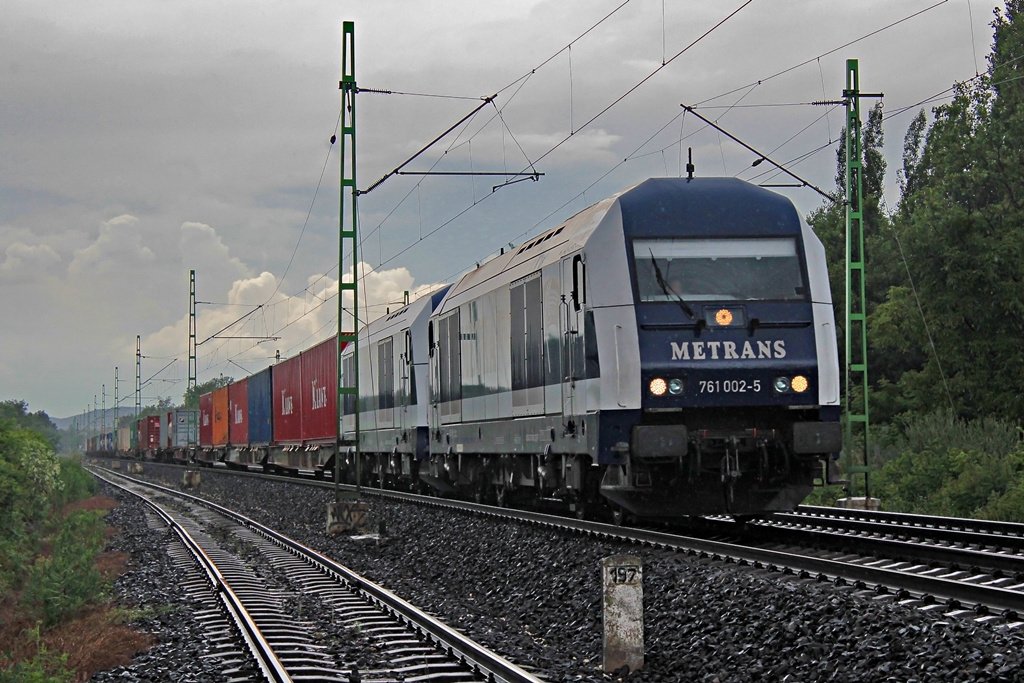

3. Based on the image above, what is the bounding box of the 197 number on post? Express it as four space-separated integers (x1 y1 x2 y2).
608 565 640 585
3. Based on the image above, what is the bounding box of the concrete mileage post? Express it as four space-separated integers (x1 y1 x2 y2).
602 554 643 673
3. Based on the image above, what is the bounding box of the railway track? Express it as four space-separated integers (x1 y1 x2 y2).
101 460 1024 625
92 467 545 683
738 505 1024 577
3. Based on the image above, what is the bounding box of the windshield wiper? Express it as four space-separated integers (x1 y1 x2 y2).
649 249 694 319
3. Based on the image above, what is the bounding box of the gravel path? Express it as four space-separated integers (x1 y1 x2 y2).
96 466 1024 682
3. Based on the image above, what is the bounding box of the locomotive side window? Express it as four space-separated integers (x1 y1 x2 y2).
438 310 462 405
510 274 544 392
377 337 395 410
633 237 808 302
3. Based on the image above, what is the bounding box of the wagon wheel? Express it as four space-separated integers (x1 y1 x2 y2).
495 485 509 508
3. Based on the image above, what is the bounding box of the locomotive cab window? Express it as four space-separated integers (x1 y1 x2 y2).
633 237 808 302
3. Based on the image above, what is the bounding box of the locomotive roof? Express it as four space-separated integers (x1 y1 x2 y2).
617 177 802 238
341 284 452 356
435 177 804 311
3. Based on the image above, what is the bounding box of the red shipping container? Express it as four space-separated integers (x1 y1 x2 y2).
273 351 303 443
212 386 229 447
228 378 249 446
146 415 161 450
199 393 214 448
300 336 338 443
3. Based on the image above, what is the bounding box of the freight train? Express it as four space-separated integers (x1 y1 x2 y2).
85 409 196 461
173 177 841 521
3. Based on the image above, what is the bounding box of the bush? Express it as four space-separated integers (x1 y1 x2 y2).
890 409 1020 461
977 473 1024 522
869 411 1024 518
22 510 106 627
0 624 74 683
0 422 63 534
55 455 97 507
1 421 64 594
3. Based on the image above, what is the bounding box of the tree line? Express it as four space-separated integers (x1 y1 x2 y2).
804 2 1024 518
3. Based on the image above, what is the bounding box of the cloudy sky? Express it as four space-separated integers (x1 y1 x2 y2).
1 0 994 422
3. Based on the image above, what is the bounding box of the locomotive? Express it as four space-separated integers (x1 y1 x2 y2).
201 177 841 521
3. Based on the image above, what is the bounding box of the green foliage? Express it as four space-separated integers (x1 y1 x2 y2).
182 376 234 410
0 624 74 683
0 400 60 452
808 103 910 424
802 483 847 507
0 425 94 595
869 5 1024 425
977 475 1024 521
866 411 1024 519
0 400 117 675
54 455 98 508
0 411 105 626
22 510 106 627
890 409 1020 458
802 6 1024 431
132 396 177 424
1 420 63 543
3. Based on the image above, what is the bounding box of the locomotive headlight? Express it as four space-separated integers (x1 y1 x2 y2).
773 376 791 393
649 378 668 396
668 378 684 395
791 375 809 393
704 307 745 327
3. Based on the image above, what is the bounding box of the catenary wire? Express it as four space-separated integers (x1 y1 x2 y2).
190 0 970 385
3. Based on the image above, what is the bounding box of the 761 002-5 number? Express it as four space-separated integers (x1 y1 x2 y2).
698 379 761 393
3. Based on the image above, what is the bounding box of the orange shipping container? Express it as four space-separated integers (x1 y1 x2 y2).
212 385 229 447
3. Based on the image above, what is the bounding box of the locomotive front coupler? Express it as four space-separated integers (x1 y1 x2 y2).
695 427 779 456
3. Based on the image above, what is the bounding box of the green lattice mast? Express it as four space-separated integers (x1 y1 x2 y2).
337 21 360 498
843 59 879 500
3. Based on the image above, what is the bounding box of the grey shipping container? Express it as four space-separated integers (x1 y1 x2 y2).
169 409 198 448
117 425 131 452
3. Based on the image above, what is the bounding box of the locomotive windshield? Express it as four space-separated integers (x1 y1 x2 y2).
633 237 808 302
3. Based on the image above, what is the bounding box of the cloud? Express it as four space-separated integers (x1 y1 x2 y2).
67 214 155 278
133 262 445 396
0 0 991 417
0 241 61 282
227 270 279 305
180 221 248 276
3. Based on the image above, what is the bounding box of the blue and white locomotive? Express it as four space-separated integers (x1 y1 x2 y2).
342 177 841 520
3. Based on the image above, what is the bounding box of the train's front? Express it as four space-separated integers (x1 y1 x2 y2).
600 177 841 518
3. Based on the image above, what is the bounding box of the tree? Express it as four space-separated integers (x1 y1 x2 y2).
182 376 234 409
0 400 60 451
876 2 1024 423
0 416 63 575
807 102 908 424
